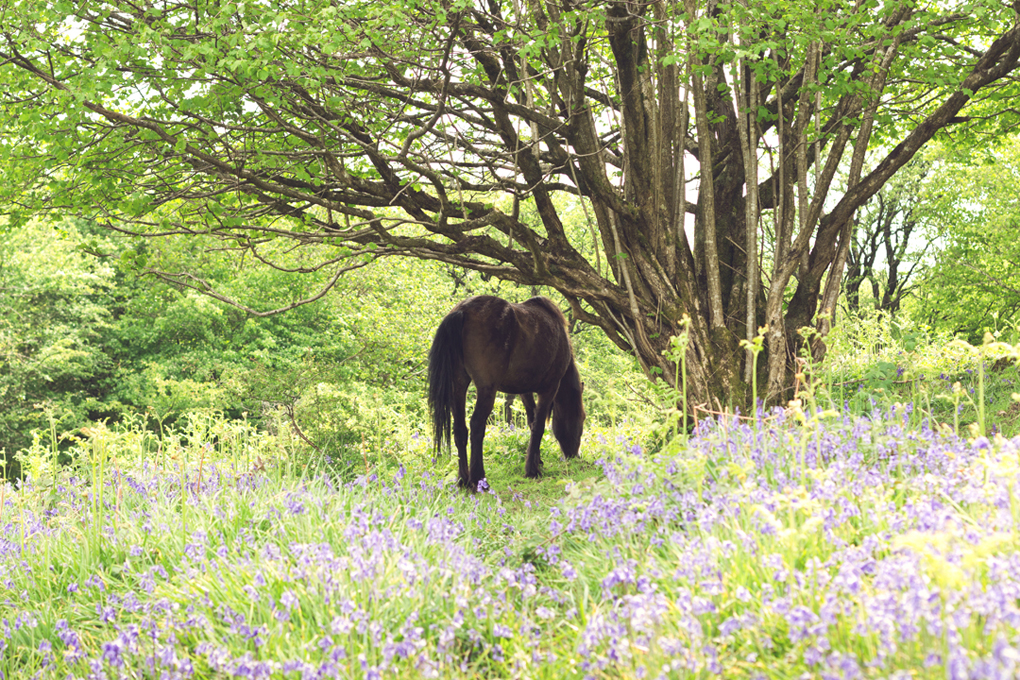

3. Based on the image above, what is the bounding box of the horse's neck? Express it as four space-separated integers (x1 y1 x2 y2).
563 359 580 388
556 360 582 407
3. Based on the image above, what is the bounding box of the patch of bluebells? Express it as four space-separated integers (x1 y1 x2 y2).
4 408 1020 678
565 407 1020 677
0 456 556 678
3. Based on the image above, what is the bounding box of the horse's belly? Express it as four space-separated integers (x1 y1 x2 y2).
496 362 561 394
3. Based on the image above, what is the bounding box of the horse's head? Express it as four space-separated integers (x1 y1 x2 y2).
552 368 585 458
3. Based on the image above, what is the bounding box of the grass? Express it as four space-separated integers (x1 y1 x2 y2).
4 392 1020 678
819 320 1020 437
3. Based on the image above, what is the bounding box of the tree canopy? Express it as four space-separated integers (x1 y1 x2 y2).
2 0 1020 408
913 139 1020 341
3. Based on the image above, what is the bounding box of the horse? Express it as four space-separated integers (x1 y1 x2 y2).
428 295 586 490
502 392 535 426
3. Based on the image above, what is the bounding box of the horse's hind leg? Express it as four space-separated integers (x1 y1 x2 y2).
452 377 470 489
503 393 535 428
524 390 555 478
468 385 498 490
503 394 515 425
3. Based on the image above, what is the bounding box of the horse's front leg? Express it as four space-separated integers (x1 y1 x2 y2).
468 386 497 490
524 392 555 478
520 393 536 428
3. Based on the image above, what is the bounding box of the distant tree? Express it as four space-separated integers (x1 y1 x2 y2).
0 220 114 461
843 160 938 318
2 0 1020 408
0 215 457 469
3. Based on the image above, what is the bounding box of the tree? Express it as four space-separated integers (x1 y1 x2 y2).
914 138 1020 341
2 0 1019 409
0 214 461 468
843 159 938 317
0 219 114 460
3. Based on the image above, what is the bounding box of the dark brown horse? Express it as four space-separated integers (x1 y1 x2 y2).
428 295 585 489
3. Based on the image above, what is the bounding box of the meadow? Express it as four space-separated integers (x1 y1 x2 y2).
3 328 1020 679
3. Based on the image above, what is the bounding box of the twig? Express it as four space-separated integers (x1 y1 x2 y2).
284 402 323 456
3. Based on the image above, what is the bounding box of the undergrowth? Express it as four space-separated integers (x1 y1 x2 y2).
3 322 1020 677
5 398 1020 678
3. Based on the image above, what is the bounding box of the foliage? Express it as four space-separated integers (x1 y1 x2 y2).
0 217 405 467
6 404 1020 677
913 138 1020 341
3 0 1020 408
0 220 117 463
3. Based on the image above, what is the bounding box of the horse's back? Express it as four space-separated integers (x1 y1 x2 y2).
520 296 568 329
455 295 571 394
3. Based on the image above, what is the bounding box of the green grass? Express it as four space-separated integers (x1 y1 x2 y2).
819 318 1020 436
5 401 1020 678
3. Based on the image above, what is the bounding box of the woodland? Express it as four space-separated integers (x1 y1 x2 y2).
2 0 1020 458
4 1 1020 677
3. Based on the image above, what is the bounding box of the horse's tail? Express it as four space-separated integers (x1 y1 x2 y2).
428 308 464 454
